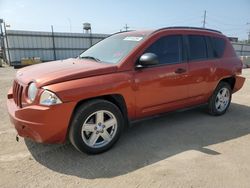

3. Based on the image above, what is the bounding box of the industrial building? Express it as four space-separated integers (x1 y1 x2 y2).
1 29 107 65
0 26 249 66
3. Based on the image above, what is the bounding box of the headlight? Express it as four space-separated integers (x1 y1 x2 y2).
40 90 62 106
28 82 38 102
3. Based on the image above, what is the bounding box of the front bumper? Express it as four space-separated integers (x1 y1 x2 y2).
7 91 76 143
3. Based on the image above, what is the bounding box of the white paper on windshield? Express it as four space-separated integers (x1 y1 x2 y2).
123 36 143 41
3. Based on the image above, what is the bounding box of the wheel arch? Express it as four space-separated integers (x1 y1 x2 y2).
208 76 235 103
65 94 129 142
219 76 236 90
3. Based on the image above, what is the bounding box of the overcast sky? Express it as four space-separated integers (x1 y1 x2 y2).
0 0 249 40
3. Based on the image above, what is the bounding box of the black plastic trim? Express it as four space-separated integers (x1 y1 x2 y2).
153 27 222 34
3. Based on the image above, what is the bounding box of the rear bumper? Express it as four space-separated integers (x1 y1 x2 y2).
233 75 245 93
7 94 76 143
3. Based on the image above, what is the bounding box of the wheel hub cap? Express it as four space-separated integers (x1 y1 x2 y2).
81 110 118 148
96 124 104 132
215 87 230 112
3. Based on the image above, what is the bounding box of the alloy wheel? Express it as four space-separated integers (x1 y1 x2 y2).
81 110 118 148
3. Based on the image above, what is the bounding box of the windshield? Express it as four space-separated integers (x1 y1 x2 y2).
79 34 146 64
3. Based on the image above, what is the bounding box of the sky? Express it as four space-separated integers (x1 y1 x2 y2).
0 0 250 40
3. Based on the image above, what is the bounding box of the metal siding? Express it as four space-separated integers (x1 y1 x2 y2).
243 45 250 51
5 30 108 64
232 43 250 56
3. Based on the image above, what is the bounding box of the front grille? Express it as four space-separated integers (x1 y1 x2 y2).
13 80 23 108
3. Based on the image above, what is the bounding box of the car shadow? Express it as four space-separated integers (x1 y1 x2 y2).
25 103 250 179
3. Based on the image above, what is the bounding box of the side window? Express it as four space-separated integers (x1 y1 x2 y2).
144 35 182 65
188 35 207 61
211 37 226 58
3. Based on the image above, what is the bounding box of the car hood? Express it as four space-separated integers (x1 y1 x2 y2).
16 58 118 87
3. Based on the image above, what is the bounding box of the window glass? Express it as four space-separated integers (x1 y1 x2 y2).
79 34 147 64
211 37 226 58
144 35 182 65
188 35 207 61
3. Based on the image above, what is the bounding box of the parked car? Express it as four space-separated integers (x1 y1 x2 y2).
7 27 245 154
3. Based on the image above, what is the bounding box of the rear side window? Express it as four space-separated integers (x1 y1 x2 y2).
211 37 226 58
187 35 207 61
144 35 182 65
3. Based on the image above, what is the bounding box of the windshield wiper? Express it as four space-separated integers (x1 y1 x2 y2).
80 56 101 62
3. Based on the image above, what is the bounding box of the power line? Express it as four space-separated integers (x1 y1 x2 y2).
208 17 244 27
167 15 201 25
206 23 247 31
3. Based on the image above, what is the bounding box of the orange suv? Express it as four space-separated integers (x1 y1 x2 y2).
7 27 245 154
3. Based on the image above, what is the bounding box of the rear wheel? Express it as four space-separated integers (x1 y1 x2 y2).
69 99 124 154
208 82 232 116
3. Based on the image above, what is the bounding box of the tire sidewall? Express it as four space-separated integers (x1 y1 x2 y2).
69 100 124 154
209 82 232 116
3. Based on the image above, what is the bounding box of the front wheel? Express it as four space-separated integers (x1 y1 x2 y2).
69 99 124 154
208 82 232 116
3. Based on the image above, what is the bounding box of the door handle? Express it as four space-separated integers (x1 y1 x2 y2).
175 68 186 74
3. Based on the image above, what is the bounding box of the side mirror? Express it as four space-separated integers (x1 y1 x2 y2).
137 53 159 68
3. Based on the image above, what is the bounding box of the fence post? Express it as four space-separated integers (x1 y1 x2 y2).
240 44 244 56
90 31 93 47
0 20 7 63
3 22 11 65
51 25 56 60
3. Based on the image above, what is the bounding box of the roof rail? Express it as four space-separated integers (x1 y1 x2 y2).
154 26 222 34
112 30 136 35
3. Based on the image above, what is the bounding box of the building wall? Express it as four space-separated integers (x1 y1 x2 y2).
4 30 108 65
232 43 250 56
3 30 250 65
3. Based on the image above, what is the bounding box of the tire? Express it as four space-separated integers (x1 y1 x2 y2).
208 82 232 116
69 99 124 154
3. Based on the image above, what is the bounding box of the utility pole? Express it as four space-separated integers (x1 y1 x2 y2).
67 18 72 33
247 23 250 43
124 24 129 31
51 25 56 60
202 10 207 28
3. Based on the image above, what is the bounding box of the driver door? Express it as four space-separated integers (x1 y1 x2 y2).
134 35 189 118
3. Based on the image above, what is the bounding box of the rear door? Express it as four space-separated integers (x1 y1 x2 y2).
185 35 217 100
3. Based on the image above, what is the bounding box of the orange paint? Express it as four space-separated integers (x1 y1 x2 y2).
7 28 245 143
